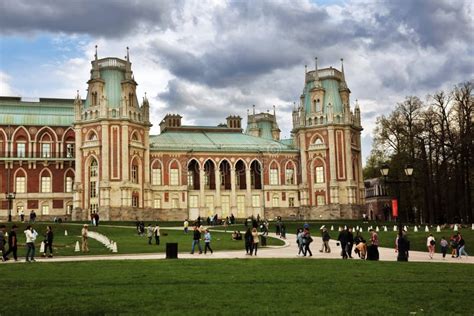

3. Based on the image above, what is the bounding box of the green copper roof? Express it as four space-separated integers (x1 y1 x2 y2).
303 78 343 114
150 130 297 153
84 68 125 108
257 120 273 139
0 97 74 126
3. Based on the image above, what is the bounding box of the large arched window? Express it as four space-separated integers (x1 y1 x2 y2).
285 161 295 185
269 161 279 185
40 169 52 193
40 133 52 158
131 159 139 184
250 160 262 190
151 161 162 186
90 159 98 178
65 169 75 193
315 166 325 184
15 169 27 193
169 160 180 186
187 159 200 190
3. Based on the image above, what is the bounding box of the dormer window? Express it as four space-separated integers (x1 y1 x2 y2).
314 138 323 145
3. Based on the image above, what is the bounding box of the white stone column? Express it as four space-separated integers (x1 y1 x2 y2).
214 168 221 210
230 167 236 209
199 168 205 209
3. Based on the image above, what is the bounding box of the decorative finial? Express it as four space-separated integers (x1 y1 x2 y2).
126 46 130 62
95 45 98 60
253 104 255 115
341 58 345 80
273 105 276 116
304 64 307 73
315 57 319 81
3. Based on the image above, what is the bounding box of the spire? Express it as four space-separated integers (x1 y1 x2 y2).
273 105 276 117
94 45 98 61
293 101 296 111
355 99 360 110
314 57 319 80
253 104 256 115
340 58 345 81
75 90 80 101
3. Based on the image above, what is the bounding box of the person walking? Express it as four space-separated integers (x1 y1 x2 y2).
439 237 448 259
457 237 468 258
0 225 7 262
397 231 410 261
244 227 252 255
368 229 379 261
81 224 89 252
24 225 37 262
297 228 305 256
427 234 436 259
450 234 459 258
251 227 259 256
190 226 202 254
303 228 313 257
146 224 154 245
320 228 331 253
95 212 100 227
43 226 54 258
346 227 354 258
204 229 213 254
4 225 18 261
337 228 349 259
19 209 25 222
153 224 161 245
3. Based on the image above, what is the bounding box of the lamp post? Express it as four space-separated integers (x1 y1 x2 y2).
5 191 16 222
380 164 413 261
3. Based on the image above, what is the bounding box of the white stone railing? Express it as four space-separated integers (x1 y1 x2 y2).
88 231 118 253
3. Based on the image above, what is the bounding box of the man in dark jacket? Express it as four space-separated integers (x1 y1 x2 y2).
319 228 331 253
190 226 202 254
346 227 354 259
4 225 18 261
337 228 349 259
244 228 253 255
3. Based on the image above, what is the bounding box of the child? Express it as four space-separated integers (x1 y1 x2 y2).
204 229 213 254
439 237 448 259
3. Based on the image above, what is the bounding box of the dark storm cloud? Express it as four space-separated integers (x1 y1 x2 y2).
0 0 183 37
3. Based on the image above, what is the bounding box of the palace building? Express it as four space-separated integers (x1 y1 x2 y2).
0 51 364 221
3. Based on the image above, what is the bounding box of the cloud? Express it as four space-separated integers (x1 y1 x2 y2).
1 0 473 165
0 72 15 95
0 0 183 37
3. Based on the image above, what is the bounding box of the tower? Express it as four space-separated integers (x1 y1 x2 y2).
292 58 364 218
73 47 151 220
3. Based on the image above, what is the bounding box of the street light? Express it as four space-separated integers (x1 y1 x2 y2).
404 164 414 176
380 164 390 177
5 191 16 222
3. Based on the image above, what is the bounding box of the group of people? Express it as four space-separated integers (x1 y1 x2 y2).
90 211 100 226
426 232 468 259
190 225 213 254
244 227 260 256
296 225 313 256
146 224 161 245
0 224 54 262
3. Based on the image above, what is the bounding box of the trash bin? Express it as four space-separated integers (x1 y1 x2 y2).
166 243 178 259
260 235 267 247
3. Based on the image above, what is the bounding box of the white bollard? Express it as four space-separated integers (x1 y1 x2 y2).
384 226 387 232
344 225 347 230
425 225 429 232
393 225 397 232
338 226 342 232
436 225 441 233
471 223 474 230
75 241 80 252
39 241 45 253
404 226 408 232
414 226 418 232
4 232 8 238
356 226 359 231
64 230 68 236
376 226 379 232
331 225 334 231
454 224 458 232
320 225 325 230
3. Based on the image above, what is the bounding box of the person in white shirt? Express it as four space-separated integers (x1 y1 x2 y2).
24 225 37 262
184 219 189 234
427 234 436 259
81 224 89 252
153 225 161 245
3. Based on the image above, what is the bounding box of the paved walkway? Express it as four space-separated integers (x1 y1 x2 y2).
5 227 472 264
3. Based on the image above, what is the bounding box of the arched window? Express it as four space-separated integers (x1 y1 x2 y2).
169 160 180 186
269 161 279 185
41 171 52 193
15 170 26 193
90 159 98 177
131 162 139 184
40 133 52 158
88 131 98 141
314 138 323 145
151 162 162 186
285 162 295 185
187 160 199 190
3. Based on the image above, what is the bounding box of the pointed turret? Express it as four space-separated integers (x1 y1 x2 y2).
74 90 82 121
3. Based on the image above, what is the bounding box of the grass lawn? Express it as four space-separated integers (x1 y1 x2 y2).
3 222 284 258
215 220 473 253
1 259 473 315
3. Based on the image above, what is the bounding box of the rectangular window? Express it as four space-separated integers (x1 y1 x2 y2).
187 172 194 188
237 196 245 217
42 143 51 158
272 195 279 207
317 195 326 206
252 195 260 207
315 166 324 183
66 143 74 158
153 198 161 209
66 177 73 193
189 195 198 208
41 177 51 192
90 181 97 198
221 196 230 216
16 177 26 193
17 143 26 158
41 205 49 215
204 173 210 189
171 198 179 208
205 196 214 215
170 169 179 186
90 204 98 213
152 168 162 185
289 197 295 207
285 169 294 185
131 165 138 183
90 165 98 178
132 195 139 207
270 169 279 185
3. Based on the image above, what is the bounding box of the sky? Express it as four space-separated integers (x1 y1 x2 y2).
0 0 473 164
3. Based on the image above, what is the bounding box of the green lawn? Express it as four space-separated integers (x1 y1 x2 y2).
215 220 473 253
3 222 284 258
1 259 473 315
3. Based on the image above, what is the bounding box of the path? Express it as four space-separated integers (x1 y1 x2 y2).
4 226 472 264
